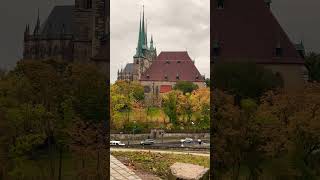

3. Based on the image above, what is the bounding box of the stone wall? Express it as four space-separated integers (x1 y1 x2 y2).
264 64 307 90
110 133 210 140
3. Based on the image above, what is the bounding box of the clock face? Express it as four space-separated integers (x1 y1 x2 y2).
144 86 151 93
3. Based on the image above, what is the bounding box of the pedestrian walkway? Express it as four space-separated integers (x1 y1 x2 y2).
110 155 142 180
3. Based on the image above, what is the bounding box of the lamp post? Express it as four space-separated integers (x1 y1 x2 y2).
132 120 137 145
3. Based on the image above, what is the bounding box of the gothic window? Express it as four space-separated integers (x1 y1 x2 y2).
86 0 92 9
213 40 220 57
217 0 224 9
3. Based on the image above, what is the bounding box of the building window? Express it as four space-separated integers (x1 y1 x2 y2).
166 60 170 64
164 74 168 80
88 0 92 9
176 74 180 80
177 60 181 64
217 0 224 9
213 40 220 57
276 47 283 57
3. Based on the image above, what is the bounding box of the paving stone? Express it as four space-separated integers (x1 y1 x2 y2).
110 155 142 180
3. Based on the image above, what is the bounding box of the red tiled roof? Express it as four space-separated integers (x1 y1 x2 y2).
160 85 172 93
212 0 304 64
140 51 205 82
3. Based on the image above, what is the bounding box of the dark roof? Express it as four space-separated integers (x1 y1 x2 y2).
123 63 133 74
40 6 74 36
212 0 304 64
140 51 204 82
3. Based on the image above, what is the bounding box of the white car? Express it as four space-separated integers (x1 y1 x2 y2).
110 140 125 146
180 138 193 143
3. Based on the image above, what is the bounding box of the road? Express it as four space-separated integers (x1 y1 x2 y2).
111 138 210 150
111 147 210 157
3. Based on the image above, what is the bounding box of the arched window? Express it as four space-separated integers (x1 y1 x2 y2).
86 0 92 9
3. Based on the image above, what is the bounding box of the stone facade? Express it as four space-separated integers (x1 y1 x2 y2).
264 64 308 90
23 0 108 74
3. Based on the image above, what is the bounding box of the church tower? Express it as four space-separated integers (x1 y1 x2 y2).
73 0 94 61
132 6 157 80
92 0 107 57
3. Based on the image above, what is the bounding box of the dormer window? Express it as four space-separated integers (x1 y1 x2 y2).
165 74 168 80
276 47 283 57
275 42 283 57
217 0 224 9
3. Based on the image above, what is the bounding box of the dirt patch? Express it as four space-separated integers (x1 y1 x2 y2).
116 156 162 180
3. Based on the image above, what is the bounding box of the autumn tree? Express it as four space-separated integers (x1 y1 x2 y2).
305 52 320 82
213 62 283 101
162 90 181 125
173 81 199 94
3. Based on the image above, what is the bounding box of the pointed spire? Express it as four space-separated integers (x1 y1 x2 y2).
150 34 155 50
34 8 41 35
146 21 148 48
135 11 143 58
141 5 146 50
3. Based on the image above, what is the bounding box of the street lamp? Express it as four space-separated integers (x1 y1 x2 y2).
132 120 137 145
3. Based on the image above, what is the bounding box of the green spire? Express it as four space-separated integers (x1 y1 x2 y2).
145 19 148 49
150 35 154 50
135 12 143 57
141 5 147 50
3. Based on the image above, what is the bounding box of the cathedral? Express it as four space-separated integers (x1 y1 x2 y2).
117 8 205 101
23 0 109 74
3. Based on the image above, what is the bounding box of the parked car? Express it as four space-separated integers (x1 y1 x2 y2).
180 138 193 143
110 140 125 146
140 139 155 145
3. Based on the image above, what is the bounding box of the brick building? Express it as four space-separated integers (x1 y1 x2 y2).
23 0 109 74
212 0 308 89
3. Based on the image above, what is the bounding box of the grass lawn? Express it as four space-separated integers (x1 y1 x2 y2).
112 151 210 178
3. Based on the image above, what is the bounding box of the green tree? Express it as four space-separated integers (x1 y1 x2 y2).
173 81 198 94
205 78 210 87
213 61 283 102
162 90 180 125
305 52 320 82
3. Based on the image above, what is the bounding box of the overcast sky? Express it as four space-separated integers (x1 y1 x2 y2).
0 0 319 79
110 0 210 83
